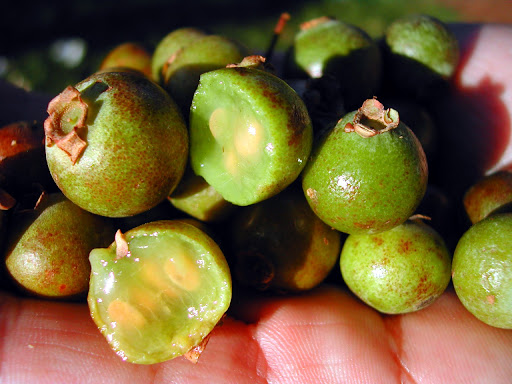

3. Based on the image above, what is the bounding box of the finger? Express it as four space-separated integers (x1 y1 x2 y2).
385 286 512 383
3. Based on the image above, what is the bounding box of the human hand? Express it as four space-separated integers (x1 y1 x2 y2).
1 23 512 384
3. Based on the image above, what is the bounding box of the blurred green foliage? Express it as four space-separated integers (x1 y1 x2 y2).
1 0 460 95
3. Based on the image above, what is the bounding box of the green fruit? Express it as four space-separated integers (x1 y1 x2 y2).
4 193 115 298
452 213 512 329
302 98 428 235
189 56 313 206
463 170 512 224
44 71 188 217
340 219 451 314
382 14 459 99
151 27 207 84
291 16 382 110
229 186 341 292
88 220 232 364
99 42 152 78
168 166 236 222
162 34 247 114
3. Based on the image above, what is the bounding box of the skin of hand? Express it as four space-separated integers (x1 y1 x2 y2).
1 23 512 384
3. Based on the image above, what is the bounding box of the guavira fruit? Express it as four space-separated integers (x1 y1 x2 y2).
302 98 428 235
4 192 116 298
189 56 313 206
44 71 188 217
228 185 341 292
340 218 451 314
88 220 232 364
452 213 512 329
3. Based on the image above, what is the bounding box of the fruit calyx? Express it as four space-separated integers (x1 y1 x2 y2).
44 86 88 164
227 55 269 71
114 229 130 259
344 98 400 138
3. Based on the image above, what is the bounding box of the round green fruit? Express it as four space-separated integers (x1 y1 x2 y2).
88 220 232 364
151 27 207 84
189 56 313 206
44 71 188 217
290 16 382 110
302 98 428 235
340 219 451 314
4 193 115 298
452 213 512 329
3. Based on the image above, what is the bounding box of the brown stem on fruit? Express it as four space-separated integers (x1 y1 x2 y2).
227 55 267 70
184 333 212 364
44 86 88 164
265 12 291 62
344 98 400 138
0 188 16 210
162 47 184 83
115 229 130 259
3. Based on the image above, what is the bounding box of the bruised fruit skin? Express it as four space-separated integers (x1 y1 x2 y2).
99 42 152 78
229 186 341 292
4 193 115 298
189 56 313 206
151 27 207 84
87 220 232 364
291 16 382 110
452 213 512 329
340 219 451 314
44 71 188 217
463 170 512 224
302 98 428 235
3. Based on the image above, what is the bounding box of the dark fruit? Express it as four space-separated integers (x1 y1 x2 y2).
229 186 341 292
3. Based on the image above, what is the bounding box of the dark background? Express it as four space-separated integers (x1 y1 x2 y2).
1 0 510 95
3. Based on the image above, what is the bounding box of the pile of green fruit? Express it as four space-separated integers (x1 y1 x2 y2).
1 13 511 365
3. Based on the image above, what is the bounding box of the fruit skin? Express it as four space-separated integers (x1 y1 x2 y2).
382 14 459 100
302 99 428 235
340 219 452 314
162 34 247 114
151 27 207 84
44 71 188 217
229 186 341 292
4 193 115 298
99 42 152 78
452 213 512 329
189 63 313 206
88 219 232 364
463 170 512 224
290 17 382 110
